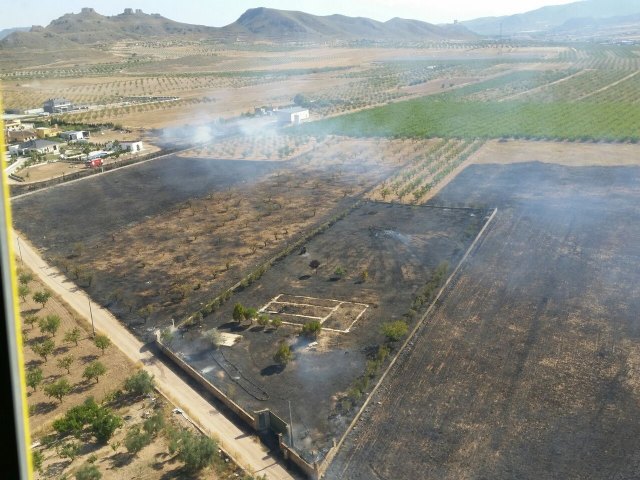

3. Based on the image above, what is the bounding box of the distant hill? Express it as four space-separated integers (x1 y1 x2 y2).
230 8 477 41
548 12 640 39
0 6 477 50
0 27 29 40
461 0 640 36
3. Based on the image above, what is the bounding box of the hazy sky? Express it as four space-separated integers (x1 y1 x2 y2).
1 0 579 30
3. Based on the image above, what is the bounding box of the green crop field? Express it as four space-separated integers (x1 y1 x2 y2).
302 98 640 142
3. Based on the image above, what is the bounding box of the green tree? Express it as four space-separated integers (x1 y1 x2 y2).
39 314 61 337
301 320 322 338
64 327 82 346
83 361 107 383
75 463 102 480
32 290 51 309
123 370 155 396
94 334 111 355
24 314 39 330
381 320 408 342
273 344 293 366
57 354 75 374
32 338 55 363
270 317 283 329
232 303 244 323
26 367 44 392
257 314 270 327
18 284 30 302
242 307 258 325
53 397 101 437
45 378 72 403
124 426 151 456
91 409 122 443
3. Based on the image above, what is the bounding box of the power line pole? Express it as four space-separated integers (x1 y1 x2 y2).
16 236 23 264
88 299 95 337
288 400 294 449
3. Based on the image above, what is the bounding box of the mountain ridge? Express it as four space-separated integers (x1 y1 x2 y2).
0 6 477 49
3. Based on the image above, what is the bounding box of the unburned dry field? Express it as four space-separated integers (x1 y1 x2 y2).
327 161 640 480
165 201 485 463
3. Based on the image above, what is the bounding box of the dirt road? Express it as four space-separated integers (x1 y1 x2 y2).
14 234 297 480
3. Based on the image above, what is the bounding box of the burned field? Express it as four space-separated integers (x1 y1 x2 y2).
11 137 435 330
12 134 488 466
327 162 640 480
12 154 283 246
165 201 486 462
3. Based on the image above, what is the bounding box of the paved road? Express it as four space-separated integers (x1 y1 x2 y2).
14 234 297 480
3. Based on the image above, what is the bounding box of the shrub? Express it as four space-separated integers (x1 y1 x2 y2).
381 320 408 342
75 463 101 480
273 344 293 366
205 328 222 348
32 450 43 473
124 370 155 396
169 429 217 473
124 426 151 456
301 320 322 339
143 410 165 436
53 397 101 436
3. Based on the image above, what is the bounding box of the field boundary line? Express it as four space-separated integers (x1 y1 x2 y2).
498 69 589 102
419 140 488 205
271 301 335 310
321 207 498 477
576 70 640 101
261 293 370 333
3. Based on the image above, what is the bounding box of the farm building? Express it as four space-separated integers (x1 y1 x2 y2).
4 119 34 132
276 107 309 125
7 130 37 143
120 141 144 152
60 130 89 141
43 98 73 113
19 139 60 154
36 127 57 138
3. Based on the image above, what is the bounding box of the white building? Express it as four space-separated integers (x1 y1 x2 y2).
276 107 309 125
120 141 144 152
19 139 60 155
60 130 89 141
